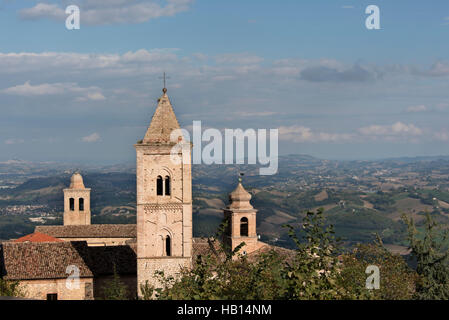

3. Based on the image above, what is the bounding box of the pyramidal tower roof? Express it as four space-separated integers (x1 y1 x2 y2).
142 88 181 144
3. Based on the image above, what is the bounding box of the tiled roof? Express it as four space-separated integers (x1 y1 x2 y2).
35 224 136 238
0 241 137 281
14 232 63 243
191 238 295 263
246 243 296 263
192 237 223 259
0 241 93 280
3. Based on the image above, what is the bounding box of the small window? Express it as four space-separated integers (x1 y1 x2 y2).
165 235 171 256
165 176 171 196
47 293 58 301
240 217 248 237
156 176 163 196
69 198 75 211
79 198 84 211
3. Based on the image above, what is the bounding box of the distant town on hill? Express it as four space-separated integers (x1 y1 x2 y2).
1 154 449 253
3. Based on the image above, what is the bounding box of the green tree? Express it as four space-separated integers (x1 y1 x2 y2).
145 220 288 300
402 213 449 299
101 265 129 300
280 209 353 299
143 209 423 300
338 240 417 300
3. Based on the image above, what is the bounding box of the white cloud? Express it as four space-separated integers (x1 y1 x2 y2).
358 122 423 138
234 111 278 117
122 48 179 63
435 130 449 141
19 3 65 21
19 0 194 25
279 122 427 144
406 105 427 113
82 133 101 143
436 102 449 111
0 50 445 86
279 126 353 143
416 62 449 77
2 81 67 95
4 138 25 145
86 92 106 101
0 50 179 75
2 81 105 101
192 53 208 61
215 53 264 65
269 58 309 76
77 92 106 101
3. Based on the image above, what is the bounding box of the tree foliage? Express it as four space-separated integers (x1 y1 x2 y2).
338 240 417 300
280 209 351 299
144 221 288 300
101 265 129 300
145 210 418 300
136 209 429 300
402 213 449 299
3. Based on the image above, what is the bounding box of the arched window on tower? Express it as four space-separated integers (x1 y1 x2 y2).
240 217 248 237
69 198 75 211
156 176 163 196
165 235 171 256
79 198 84 211
165 176 171 196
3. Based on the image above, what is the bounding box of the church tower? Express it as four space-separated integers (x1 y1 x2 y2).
63 173 91 226
224 177 259 255
135 88 192 293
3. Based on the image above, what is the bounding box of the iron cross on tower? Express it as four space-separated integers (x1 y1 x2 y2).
159 72 170 92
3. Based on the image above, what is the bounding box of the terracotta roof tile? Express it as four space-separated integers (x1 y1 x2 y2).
0 241 138 280
35 224 136 238
14 232 63 243
0 241 93 280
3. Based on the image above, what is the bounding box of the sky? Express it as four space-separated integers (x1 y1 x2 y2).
0 0 449 164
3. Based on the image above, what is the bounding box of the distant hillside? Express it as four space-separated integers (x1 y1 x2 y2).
1 155 449 250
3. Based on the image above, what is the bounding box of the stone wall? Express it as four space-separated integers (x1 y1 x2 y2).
57 237 134 246
19 277 94 300
137 257 191 296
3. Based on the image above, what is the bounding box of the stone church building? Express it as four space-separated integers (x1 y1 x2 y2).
0 87 287 300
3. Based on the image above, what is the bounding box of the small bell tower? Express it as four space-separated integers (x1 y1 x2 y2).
224 174 258 255
63 173 91 226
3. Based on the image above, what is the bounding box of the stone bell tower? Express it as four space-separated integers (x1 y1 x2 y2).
224 176 259 255
135 87 192 294
63 173 91 226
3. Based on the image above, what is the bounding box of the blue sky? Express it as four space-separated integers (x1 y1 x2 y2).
0 0 449 163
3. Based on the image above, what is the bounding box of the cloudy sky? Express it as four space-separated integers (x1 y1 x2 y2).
0 0 449 163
